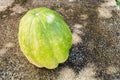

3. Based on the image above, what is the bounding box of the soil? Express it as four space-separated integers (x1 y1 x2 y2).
0 0 120 80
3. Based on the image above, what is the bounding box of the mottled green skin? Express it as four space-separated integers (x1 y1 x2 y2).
18 8 72 69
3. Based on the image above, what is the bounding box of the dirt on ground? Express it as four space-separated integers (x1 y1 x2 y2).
0 0 120 80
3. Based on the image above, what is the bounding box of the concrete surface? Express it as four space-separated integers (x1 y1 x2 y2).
0 0 120 80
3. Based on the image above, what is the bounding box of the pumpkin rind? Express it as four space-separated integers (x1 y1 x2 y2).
18 7 72 69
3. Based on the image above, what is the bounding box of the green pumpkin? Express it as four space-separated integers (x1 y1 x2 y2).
18 7 72 69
